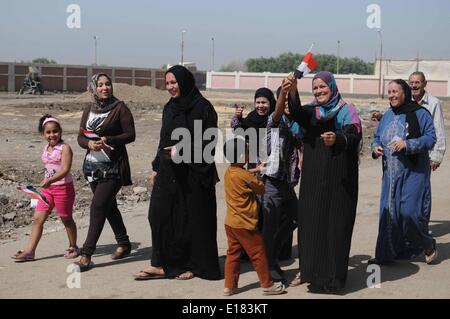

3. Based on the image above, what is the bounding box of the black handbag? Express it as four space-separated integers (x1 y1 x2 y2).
83 160 119 182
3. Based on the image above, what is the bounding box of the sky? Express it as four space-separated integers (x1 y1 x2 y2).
1 0 449 70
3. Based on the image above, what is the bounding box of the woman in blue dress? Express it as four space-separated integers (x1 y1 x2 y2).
370 79 438 265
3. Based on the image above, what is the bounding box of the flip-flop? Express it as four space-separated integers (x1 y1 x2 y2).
64 247 80 259
133 270 166 281
11 250 35 262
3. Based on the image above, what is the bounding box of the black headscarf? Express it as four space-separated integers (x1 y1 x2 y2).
166 65 201 114
155 65 219 186
390 79 422 140
243 87 276 129
158 64 218 153
390 79 424 165
88 73 120 113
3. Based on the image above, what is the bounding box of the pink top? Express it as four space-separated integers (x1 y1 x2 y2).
41 142 73 185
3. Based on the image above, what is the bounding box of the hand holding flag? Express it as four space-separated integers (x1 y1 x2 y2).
16 185 50 207
81 128 114 150
81 128 100 139
293 44 318 79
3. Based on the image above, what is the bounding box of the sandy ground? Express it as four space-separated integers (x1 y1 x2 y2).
0 91 449 299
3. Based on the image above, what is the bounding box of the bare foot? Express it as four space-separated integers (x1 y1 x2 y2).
175 271 194 280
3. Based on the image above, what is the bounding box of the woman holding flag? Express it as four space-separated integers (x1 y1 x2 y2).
75 73 136 271
285 70 362 293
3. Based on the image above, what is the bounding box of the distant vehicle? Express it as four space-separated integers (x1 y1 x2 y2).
19 72 44 95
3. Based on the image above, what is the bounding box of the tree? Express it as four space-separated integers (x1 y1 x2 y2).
32 58 57 64
219 60 248 72
245 52 374 75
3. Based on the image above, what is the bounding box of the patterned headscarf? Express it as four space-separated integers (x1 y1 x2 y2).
306 71 361 133
87 73 118 113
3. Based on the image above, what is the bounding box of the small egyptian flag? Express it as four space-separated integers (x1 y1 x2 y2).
17 185 50 207
81 128 114 150
81 128 100 139
294 51 318 79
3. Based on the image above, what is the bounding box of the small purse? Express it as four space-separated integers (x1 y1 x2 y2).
83 160 119 183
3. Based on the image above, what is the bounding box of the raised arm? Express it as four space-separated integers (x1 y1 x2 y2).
231 104 244 129
284 76 313 130
273 78 295 123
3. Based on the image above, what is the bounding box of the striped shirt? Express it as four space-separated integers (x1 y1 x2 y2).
264 113 302 186
418 92 446 163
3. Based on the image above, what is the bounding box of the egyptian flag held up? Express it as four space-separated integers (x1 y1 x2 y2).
294 51 319 79
17 185 50 207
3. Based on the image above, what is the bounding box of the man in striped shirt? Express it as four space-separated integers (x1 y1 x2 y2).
408 71 446 171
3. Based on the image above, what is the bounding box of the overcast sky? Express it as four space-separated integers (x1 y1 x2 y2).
1 0 449 70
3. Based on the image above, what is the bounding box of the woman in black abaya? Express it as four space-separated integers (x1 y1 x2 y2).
134 65 221 281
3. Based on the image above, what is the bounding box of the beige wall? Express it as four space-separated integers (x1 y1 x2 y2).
206 71 450 97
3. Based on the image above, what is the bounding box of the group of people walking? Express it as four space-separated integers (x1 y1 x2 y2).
11 65 445 296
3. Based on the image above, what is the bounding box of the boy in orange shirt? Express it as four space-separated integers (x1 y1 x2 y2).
223 136 286 296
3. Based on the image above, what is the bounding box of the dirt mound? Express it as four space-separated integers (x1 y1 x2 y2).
0 166 149 240
76 83 169 106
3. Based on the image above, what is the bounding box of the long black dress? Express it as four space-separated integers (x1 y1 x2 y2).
149 67 221 280
291 104 361 290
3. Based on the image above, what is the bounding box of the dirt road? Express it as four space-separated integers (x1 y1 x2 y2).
0 92 449 299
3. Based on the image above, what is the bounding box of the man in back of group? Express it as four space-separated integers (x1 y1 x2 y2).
371 71 446 171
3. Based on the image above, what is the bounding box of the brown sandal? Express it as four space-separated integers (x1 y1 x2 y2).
133 270 166 281
111 244 131 260
74 255 93 272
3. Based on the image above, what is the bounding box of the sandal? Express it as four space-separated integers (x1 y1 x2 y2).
175 271 194 280
289 272 303 287
425 239 438 264
11 250 35 262
111 244 132 260
64 247 80 259
73 255 93 272
223 287 239 296
262 282 286 295
133 270 166 281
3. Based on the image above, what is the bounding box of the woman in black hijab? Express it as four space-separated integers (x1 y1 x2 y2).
231 87 276 165
134 65 221 280
370 79 437 265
